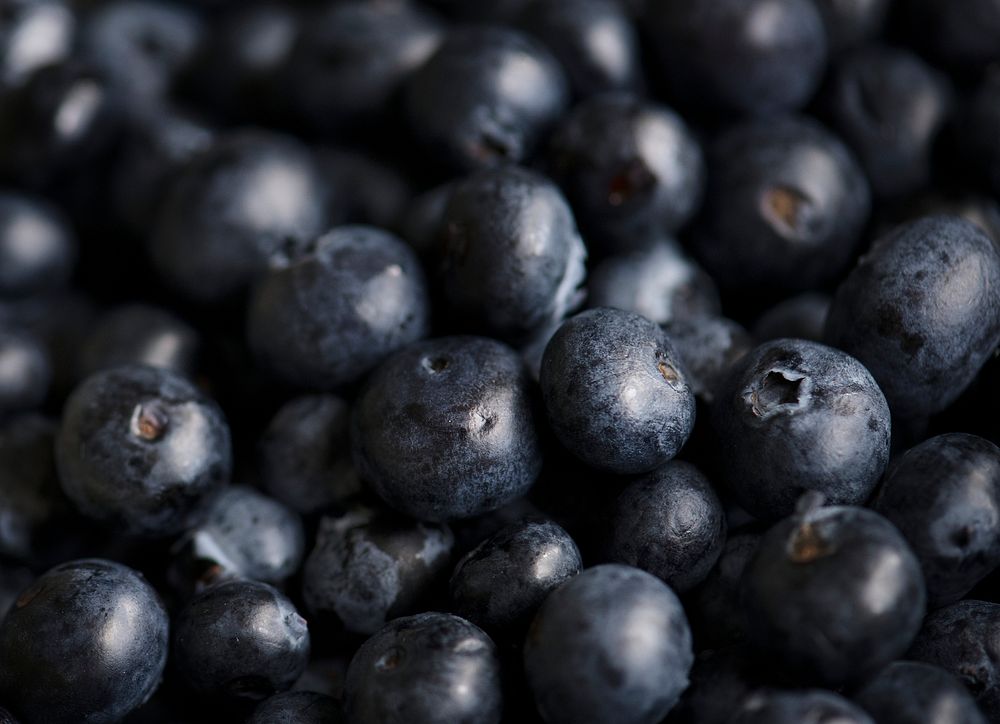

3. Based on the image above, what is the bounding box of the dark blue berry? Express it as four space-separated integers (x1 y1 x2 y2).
853 661 988 724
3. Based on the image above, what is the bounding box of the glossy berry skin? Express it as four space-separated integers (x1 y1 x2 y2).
853 661 988 724
438 166 586 343
0 559 169 724
667 316 752 405
587 240 720 327
286 0 443 133
731 690 874 724
148 130 329 303
824 216 1000 420
540 308 696 475
874 434 1000 608
78 304 199 380
908 600 1000 718
450 519 581 637
248 225 431 390
0 193 76 299
352 336 544 522
696 532 762 648
170 486 305 594
55 365 231 536
524 564 693 724
0 0 75 89
247 691 343 724
646 0 828 116
742 504 926 686
404 26 569 171
824 45 952 199
0 330 50 415
172 580 310 700
753 292 830 344
814 0 891 52
259 395 360 515
692 116 870 293
548 94 704 244
345 612 502 724
517 0 642 96
711 339 890 520
608 462 726 593
302 507 454 635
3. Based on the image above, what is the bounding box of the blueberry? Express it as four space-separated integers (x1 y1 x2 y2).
823 45 953 199
824 215 1000 420
172 579 310 700
607 461 726 593
246 691 343 724
450 519 581 638
170 486 305 594
352 336 544 521
0 192 76 299
398 181 453 258
345 612 502 724
56 365 231 536
692 116 870 294
524 564 693 724
742 500 926 686
646 0 828 116
873 433 1000 608
438 166 586 343
711 338 890 520
752 292 830 344
248 225 430 390
302 506 454 635
540 308 696 474
78 304 199 380
517 0 643 96
548 94 704 246
0 329 50 415
404 26 569 171
0 0 75 89
694 532 761 648
147 129 329 304
0 559 169 724
908 600 1000 719
286 0 443 134
79 0 203 109
853 661 988 724
587 240 721 327
814 0 891 53
730 689 874 724
314 148 413 231
666 316 752 405
259 394 360 516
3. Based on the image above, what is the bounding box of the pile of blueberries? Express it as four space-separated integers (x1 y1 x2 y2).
2 0 1000 722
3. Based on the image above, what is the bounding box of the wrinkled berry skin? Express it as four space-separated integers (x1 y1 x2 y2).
853 661 988 724
148 130 329 303
548 94 704 245
711 339 890 520
0 0 75 89
248 225 431 390
742 505 926 686
824 216 1000 420
517 0 642 96
55 365 231 537
0 559 169 724
608 462 726 593
78 304 199 380
404 26 569 171
874 433 1000 608
587 240 720 327
540 308 696 475
352 336 544 522
692 116 870 293
731 689 874 724
302 507 454 635
450 519 581 637
345 612 502 724
172 580 310 700
524 564 693 724
247 691 343 724
908 600 1000 719
824 45 952 200
646 0 828 116
170 486 305 594
439 167 586 343
259 395 359 515
0 193 76 299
